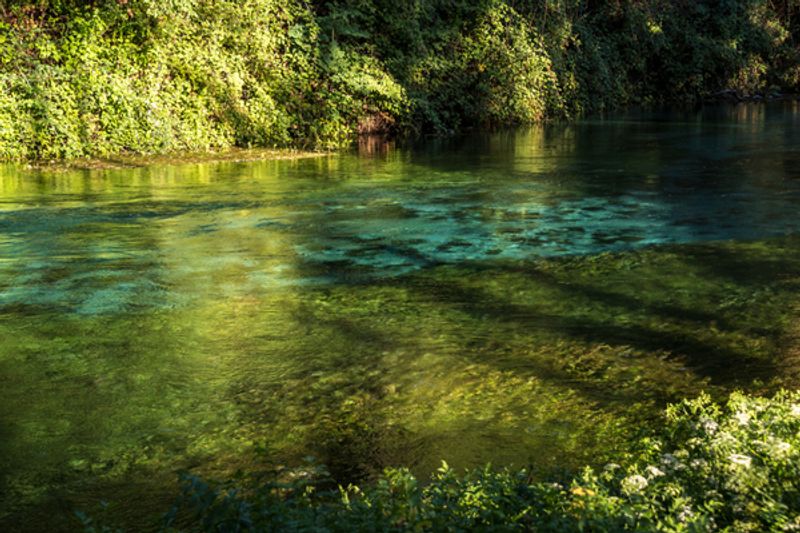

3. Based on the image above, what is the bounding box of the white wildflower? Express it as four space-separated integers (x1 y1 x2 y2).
677 505 694 523
729 453 752 468
700 417 719 434
769 438 792 456
661 452 682 470
733 411 750 425
714 431 737 447
690 458 708 469
645 465 665 478
791 404 800 417
621 474 648 494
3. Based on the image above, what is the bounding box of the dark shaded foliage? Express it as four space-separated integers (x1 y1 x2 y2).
1 0 798 159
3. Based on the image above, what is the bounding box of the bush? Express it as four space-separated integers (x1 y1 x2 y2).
170 391 800 531
2 1 800 160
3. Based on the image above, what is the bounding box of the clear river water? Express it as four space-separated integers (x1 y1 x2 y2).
2 103 800 529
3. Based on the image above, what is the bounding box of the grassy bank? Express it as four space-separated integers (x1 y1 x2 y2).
2 0 799 161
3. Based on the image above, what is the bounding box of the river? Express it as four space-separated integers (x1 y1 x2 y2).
2 103 800 529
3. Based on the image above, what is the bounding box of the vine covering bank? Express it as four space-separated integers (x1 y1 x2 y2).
1 0 799 160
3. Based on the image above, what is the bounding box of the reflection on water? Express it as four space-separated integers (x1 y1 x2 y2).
1 103 800 529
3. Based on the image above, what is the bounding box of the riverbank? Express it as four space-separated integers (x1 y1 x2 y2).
2 1 799 162
16 147 330 172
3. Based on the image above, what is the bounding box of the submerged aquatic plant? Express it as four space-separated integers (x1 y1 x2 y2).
169 390 800 532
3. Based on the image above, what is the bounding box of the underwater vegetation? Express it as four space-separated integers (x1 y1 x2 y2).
86 391 800 532
5 235 800 530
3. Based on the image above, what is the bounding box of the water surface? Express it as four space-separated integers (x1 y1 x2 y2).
2 103 800 529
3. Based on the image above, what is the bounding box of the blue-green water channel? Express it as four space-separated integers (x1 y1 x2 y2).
2 103 800 529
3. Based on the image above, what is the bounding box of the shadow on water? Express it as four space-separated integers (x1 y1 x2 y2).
230 303 415 485
411 240 798 383
225 236 800 493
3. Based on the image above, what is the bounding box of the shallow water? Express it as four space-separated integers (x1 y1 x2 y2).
2 103 800 529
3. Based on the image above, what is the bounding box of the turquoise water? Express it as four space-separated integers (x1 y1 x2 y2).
2 103 800 529
3 105 800 310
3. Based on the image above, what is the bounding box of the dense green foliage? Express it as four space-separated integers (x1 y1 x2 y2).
1 0 799 160
161 391 800 531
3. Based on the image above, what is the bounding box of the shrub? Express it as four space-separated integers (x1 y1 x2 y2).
2 1 799 160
